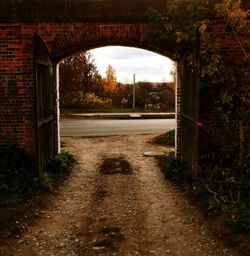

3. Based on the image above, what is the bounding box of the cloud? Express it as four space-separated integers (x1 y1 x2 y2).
88 46 174 83
92 46 156 60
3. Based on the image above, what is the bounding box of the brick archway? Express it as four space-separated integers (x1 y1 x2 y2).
33 23 184 172
42 23 177 63
0 22 229 173
0 0 249 174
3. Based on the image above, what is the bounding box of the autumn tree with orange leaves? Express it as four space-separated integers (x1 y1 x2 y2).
103 65 117 96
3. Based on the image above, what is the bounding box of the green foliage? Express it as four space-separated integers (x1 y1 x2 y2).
158 153 250 234
167 0 208 43
146 0 248 89
0 146 74 204
47 150 73 172
153 130 175 147
199 161 250 234
146 7 177 48
146 0 229 94
147 0 250 235
218 70 250 122
157 154 191 183
46 150 74 184
0 145 39 201
147 0 208 59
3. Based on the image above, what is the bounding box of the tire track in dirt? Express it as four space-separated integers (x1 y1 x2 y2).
0 135 243 256
77 153 150 255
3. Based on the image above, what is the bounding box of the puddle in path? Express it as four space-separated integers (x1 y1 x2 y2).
100 157 132 175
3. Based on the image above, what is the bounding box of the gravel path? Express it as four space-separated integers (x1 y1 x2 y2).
0 135 243 256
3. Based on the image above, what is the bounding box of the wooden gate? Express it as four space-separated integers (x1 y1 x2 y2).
34 34 54 173
180 63 200 175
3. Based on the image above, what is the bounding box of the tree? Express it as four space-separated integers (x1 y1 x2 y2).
104 65 117 96
81 52 104 96
158 82 175 111
59 52 103 107
135 82 153 109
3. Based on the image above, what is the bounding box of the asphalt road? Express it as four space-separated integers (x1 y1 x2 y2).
60 118 176 137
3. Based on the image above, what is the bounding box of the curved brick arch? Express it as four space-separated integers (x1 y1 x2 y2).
0 1 249 174
36 23 179 63
34 24 183 172
0 21 240 174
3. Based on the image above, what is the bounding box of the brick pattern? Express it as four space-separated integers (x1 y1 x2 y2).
0 22 177 158
0 20 249 167
1 26 27 149
198 22 250 162
34 23 178 62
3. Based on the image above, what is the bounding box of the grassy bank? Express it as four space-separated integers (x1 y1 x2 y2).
152 130 175 147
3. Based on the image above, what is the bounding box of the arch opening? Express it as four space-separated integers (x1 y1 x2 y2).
55 46 178 155
34 23 200 174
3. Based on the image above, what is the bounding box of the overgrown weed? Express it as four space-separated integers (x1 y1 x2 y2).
0 146 74 205
153 130 175 147
157 153 250 234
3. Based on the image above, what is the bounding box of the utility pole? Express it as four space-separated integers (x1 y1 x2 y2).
133 74 136 110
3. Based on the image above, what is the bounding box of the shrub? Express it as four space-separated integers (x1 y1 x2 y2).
0 146 74 202
153 130 175 147
82 92 112 109
0 145 39 200
157 153 191 183
203 163 250 234
157 153 250 234
46 150 74 184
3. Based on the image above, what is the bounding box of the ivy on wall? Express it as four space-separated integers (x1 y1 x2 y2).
147 0 250 155
150 0 250 235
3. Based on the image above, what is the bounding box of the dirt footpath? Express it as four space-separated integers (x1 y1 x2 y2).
1 135 243 256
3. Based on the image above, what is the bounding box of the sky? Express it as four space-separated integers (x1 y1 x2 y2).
88 46 174 84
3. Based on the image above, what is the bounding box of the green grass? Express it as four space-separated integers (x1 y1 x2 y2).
153 130 175 147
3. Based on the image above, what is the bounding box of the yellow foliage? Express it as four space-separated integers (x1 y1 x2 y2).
104 65 117 94
215 0 247 29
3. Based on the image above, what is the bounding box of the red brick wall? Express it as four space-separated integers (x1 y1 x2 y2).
0 22 178 159
0 20 249 167
0 24 37 156
198 22 249 162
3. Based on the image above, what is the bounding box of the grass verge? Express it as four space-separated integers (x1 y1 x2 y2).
152 130 175 147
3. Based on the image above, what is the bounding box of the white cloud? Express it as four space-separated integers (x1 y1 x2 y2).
88 46 174 83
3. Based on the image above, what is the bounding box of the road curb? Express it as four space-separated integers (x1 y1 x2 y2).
61 113 175 120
